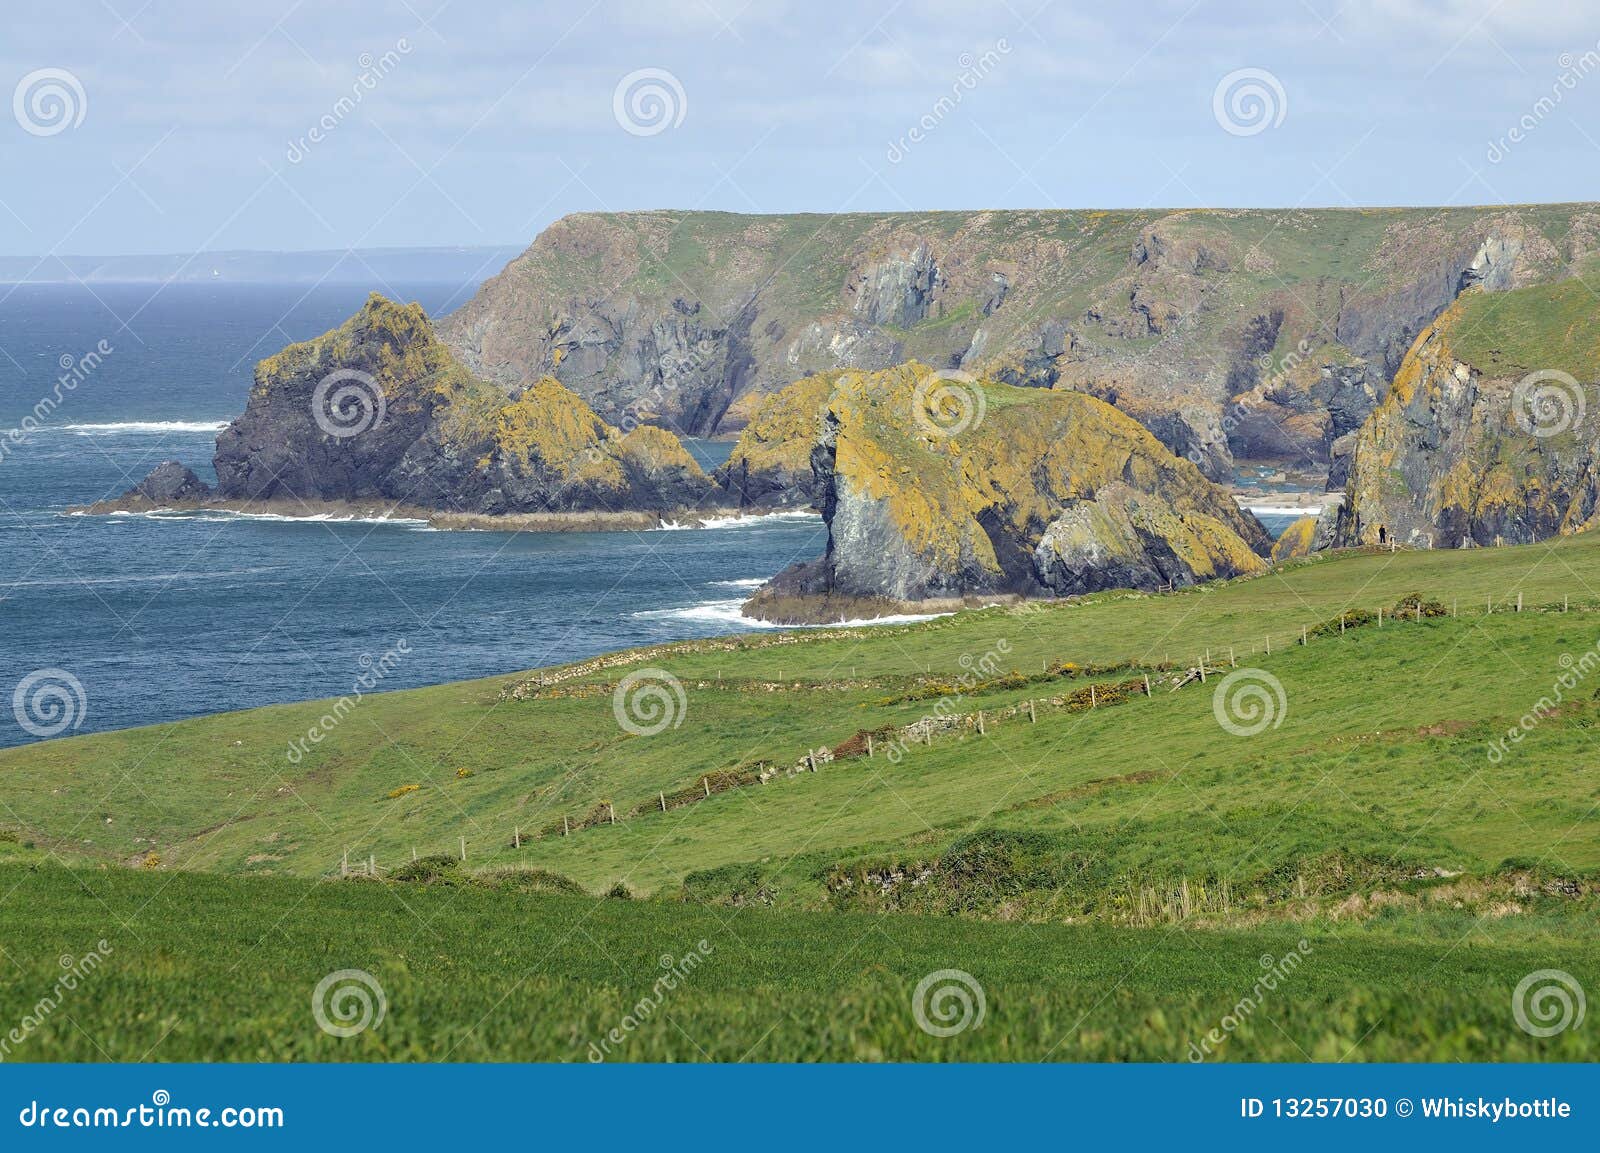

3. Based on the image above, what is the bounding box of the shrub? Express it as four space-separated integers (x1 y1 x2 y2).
392 854 461 884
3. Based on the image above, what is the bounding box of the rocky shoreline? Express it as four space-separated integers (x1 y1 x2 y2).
69 493 779 534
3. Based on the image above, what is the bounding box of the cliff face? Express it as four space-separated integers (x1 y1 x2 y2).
202 295 711 515
438 207 1600 487
743 365 1269 619
1336 278 1600 548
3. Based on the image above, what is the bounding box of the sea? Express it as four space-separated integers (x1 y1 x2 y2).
0 281 1312 749
0 282 827 748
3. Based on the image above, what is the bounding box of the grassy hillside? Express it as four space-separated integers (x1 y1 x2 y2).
2 533 1598 893
3 535 1597 1061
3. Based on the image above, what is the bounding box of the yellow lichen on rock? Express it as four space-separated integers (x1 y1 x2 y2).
1270 515 1319 562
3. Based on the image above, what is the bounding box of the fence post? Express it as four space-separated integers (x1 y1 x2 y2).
1517 592 1523 613
1229 646 1236 668
1340 613 1345 635
608 803 616 825
1142 674 1151 697
563 815 570 837
460 836 466 860
514 826 521 849
660 791 667 812
977 711 986 736
1089 684 1097 708
1301 625 1307 646
703 776 711 797
1378 607 1383 627
1564 595 1569 613
867 733 875 757
1028 699 1037 722
1265 636 1271 655
1198 658 1207 684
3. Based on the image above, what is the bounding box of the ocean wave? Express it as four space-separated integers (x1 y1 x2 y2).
91 508 432 528
56 420 230 435
1243 505 1324 517
653 508 821 531
707 578 767 589
631 597 950 630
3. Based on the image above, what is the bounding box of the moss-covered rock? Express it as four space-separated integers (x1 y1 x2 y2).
1336 282 1600 548
190 294 713 515
715 371 840 507
744 363 1269 618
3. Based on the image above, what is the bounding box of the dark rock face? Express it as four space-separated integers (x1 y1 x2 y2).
130 461 212 504
157 295 713 518
847 244 942 327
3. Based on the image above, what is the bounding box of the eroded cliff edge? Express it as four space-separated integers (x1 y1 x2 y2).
740 364 1271 623
1335 276 1600 548
440 206 1600 488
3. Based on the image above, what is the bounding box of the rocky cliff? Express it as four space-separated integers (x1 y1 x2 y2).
1335 276 1600 549
117 295 714 518
438 206 1600 489
741 365 1270 622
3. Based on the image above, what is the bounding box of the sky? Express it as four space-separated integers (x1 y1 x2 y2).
2 0 1599 257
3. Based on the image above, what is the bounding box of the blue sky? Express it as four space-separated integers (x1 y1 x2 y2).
2 0 1599 256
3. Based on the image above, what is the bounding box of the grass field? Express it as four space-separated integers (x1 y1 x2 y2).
1 534 1598 1060
0 861 1593 1062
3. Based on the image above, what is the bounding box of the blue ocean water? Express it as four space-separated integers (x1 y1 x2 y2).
0 283 827 748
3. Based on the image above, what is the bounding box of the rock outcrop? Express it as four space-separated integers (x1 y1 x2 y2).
1335 279 1600 548
742 365 1270 621
125 461 213 506
439 207 1599 487
119 295 714 518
